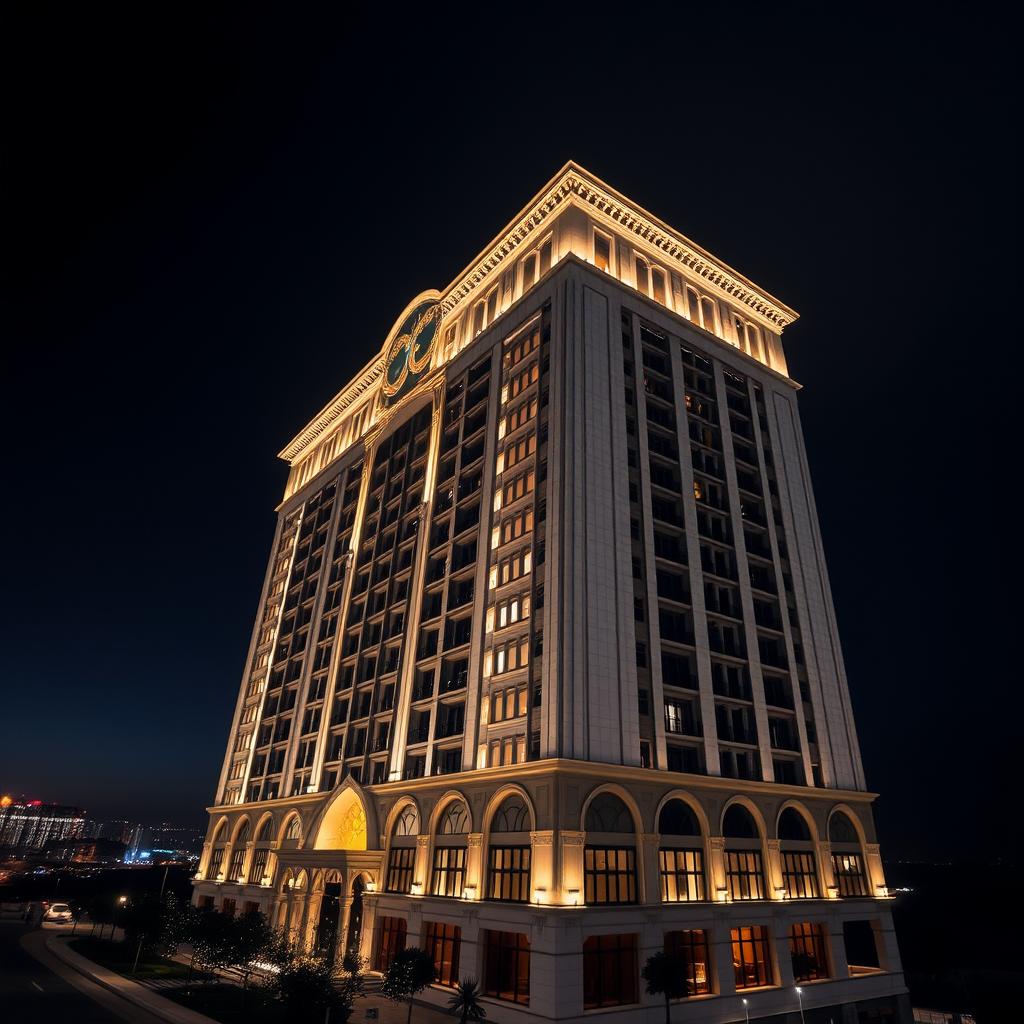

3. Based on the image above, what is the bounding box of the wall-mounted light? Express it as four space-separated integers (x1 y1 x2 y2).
532 887 546 905
364 881 376 893
775 886 787 899
716 885 730 902
462 885 477 901
827 885 839 899
567 888 580 906
411 881 423 896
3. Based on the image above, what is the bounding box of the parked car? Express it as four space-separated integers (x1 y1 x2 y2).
43 903 73 923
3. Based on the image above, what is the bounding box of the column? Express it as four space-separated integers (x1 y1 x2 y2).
529 830 554 903
774 927 795 986
639 833 660 905
558 830 585 905
766 838 785 899
711 925 737 996
818 840 838 896
708 836 728 901
864 842 887 895
465 833 484 899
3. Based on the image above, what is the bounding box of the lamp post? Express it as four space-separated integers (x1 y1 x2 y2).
742 996 749 1023
796 986 806 1024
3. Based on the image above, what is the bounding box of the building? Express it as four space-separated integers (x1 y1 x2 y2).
193 163 909 1023
0 797 85 854
38 837 127 865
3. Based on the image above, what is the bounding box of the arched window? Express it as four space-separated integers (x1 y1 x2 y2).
228 819 250 881
722 804 764 901
584 794 637 905
255 817 274 842
829 811 867 897
723 805 758 839
284 815 302 842
432 801 469 898
658 800 705 903
492 795 530 834
585 794 635 833
393 805 419 837
488 796 531 903
385 805 418 895
778 808 819 899
829 811 859 844
439 801 469 836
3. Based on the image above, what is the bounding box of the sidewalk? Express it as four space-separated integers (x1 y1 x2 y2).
23 928 218 1024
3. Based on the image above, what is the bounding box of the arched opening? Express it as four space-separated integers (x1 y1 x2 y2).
829 809 867 896
487 794 532 902
207 818 228 880
657 799 705 902
313 787 367 851
282 814 302 843
583 792 637 905
345 876 365 966
385 802 419 894
722 803 765 901
315 872 343 962
431 799 469 898
227 819 250 882
778 806 819 898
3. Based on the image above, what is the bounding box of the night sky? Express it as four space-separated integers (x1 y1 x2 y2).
4 9 1017 861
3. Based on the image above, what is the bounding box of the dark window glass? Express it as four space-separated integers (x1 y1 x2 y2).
732 925 773 989
424 921 461 987
583 933 638 1009
789 921 828 982
375 916 406 972
385 846 415 893
482 930 530 1004
487 846 531 902
665 930 711 995
584 846 637 904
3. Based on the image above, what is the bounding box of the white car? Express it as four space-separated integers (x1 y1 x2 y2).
44 903 73 923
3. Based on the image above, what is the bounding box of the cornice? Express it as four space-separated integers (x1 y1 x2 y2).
277 161 799 467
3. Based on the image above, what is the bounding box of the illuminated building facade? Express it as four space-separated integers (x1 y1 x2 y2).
0 798 85 853
194 163 909 1022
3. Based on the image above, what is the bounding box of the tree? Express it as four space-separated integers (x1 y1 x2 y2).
642 951 688 1024
228 910 278 1008
381 947 435 1024
447 979 487 1024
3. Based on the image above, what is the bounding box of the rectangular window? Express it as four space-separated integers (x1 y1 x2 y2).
482 930 530 1004
584 846 637 904
732 925 773 989
726 850 765 900
248 848 269 885
831 853 868 896
658 848 705 902
487 846 531 902
781 851 820 899
665 930 711 995
431 846 466 898
583 933 638 1009
385 846 415 893
424 921 461 987
594 231 611 272
228 847 246 882
375 916 407 973
789 921 829 982
208 847 224 879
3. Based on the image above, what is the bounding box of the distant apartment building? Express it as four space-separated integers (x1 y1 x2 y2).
0 797 85 853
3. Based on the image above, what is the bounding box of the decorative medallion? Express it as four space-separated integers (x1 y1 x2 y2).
381 298 441 405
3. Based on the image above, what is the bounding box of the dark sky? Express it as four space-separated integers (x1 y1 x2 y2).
3 8 1018 859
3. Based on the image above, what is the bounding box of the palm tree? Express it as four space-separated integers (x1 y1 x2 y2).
642 951 687 1024
447 979 487 1024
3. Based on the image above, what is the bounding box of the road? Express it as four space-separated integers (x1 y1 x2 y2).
0 914 161 1024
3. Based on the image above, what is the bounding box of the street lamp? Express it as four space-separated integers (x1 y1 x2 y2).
742 996 749 1023
796 985 806 1024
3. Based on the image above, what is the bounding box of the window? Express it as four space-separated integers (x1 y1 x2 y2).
249 848 269 884
585 793 635 833
439 801 469 835
228 846 246 881
376 916 407 972
393 806 419 837
584 847 637 905
732 925 773 989
424 921 461 987
781 851 820 899
659 848 705 902
583 934 638 1009
594 230 611 272
726 851 765 900
832 852 868 896
482 930 530 1004
488 846 531 902
789 921 828 981
665 930 711 996
385 847 415 893
208 847 224 879
431 846 466 897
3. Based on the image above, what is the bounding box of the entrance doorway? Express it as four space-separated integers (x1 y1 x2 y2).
315 882 342 960
344 876 365 965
